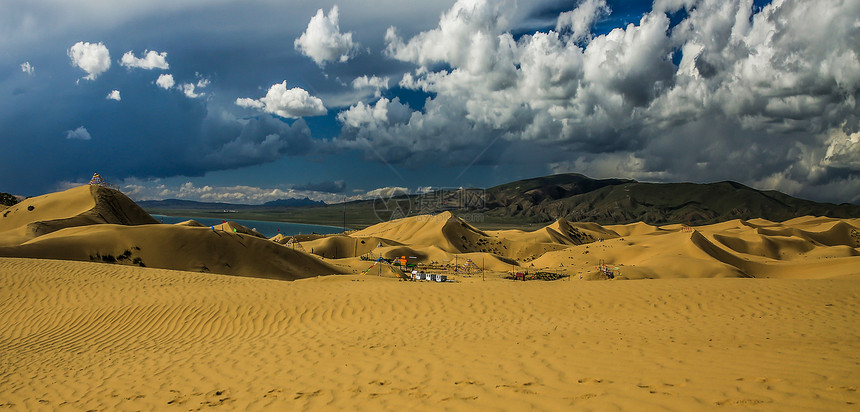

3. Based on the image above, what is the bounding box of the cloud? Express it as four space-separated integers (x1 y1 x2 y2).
120 50 169 70
65 126 92 140
106 90 121 101
383 0 518 68
121 180 355 204
120 180 432 205
198 114 314 170
181 83 203 98
556 0 610 42
67 41 111 80
155 73 175 89
352 75 390 97
364 186 409 199
236 81 327 118
332 0 860 202
20 62 34 75
294 6 358 66
337 96 411 129
293 180 346 193
179 76 209 98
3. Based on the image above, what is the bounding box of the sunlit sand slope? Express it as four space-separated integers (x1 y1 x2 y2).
0 186 342 280
0 185 157 246
0 224 344 280
347 213 859 280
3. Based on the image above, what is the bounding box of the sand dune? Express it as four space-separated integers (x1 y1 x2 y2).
0 186 342 280
303 212 860 280
174 219 205 227
1 224 343 280
3 186 856 281
492 218 598 246
353 211 489 254
0 185 157 246
301 235 403 258
2 257 858 411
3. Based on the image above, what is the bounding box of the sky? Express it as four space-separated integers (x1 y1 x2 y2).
1 0 859 204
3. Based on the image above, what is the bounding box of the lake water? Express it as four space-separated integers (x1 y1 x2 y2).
150 214 346 238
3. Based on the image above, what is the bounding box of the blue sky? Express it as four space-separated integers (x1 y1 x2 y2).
2 0 859 204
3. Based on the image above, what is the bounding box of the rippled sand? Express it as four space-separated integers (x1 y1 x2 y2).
2 257 859 410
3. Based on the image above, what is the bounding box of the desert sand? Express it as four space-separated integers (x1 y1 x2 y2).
2 257 859 411
1 185 860 410
309 210 860 281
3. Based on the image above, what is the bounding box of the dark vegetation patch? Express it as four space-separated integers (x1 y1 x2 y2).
90 248 145 267
0 192 17 207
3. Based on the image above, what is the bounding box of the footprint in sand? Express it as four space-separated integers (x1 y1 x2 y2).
294 389 322 400
572 393 598 401
263 388 284 398
166 390 187 406
827 385 857 392
714 398 771 406
199 390 234 408
495 382 538 395
577 377 610 384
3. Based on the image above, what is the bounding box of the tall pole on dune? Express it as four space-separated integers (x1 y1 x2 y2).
342 195 347 233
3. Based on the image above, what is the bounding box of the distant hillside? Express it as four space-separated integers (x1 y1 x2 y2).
136 173 860 229
263 197 322 207
138 197 324 211
478 174 860 225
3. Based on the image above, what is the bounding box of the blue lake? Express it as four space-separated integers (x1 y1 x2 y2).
150 214 346 238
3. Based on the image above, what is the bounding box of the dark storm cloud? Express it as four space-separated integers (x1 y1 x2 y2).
2 0 859 204
293 179 346 193
0 64 314 194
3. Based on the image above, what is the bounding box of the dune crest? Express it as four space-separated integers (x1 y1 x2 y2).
0 185 157 245
0 186 343 280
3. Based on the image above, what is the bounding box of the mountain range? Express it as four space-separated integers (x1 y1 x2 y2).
137 197 324 210
473 173 860 225
133 173 860 228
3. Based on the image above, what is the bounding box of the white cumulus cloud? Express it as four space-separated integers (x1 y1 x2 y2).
65 126 92 140
352 75 390 97
236 81 327 118
155 73 175 89
181 83 202 98
556 0 610 42
106 90 121 101
336 0 860 202
120 50 169 70
20 61 34 75
294 6 358 66
67 41 111 80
